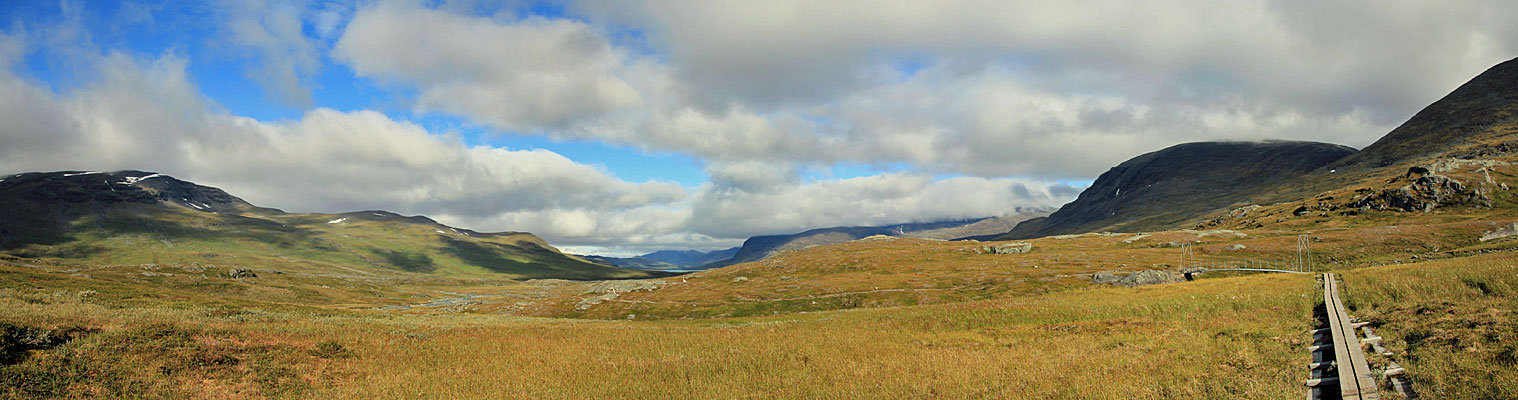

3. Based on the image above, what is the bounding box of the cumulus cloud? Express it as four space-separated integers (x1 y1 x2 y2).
331 1 1518 181
333 2 642 130
0 39 684 245
0 30 1070 255
8 1 1516 253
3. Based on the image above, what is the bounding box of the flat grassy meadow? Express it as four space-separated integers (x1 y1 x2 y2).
3 224 1515 398
1 262 1320 399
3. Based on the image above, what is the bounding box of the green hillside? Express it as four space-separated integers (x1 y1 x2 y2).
0 171 667 282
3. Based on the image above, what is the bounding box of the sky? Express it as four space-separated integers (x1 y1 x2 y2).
1 1 1515 256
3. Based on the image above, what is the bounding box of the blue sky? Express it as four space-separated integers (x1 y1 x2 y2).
0 1 1514 255
4 0 716 187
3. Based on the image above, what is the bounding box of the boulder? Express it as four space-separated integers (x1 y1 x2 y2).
1480 222 1518 242
1091 270 1122 285
994 242 1034 254
1091 269 1184 287
227 268 257 279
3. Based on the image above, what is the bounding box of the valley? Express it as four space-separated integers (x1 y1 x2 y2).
3 41 1518 400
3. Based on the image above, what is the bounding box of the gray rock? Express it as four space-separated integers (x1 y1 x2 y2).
1092 269 1184 287
584 279 668 294
994 242 1034 254
1092 270 1121 285
227 268 257 279
575 293 619 311
732 276 749 283
1480 222 1518 242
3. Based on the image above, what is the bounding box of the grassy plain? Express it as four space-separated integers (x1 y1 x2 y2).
3 213 1516 398
0 261 1321 399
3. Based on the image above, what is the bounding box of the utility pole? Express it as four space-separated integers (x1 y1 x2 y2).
1296 235 1311 273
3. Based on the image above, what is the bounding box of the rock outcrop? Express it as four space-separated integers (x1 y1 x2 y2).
1092 270 1183 287
1348 173 1492 212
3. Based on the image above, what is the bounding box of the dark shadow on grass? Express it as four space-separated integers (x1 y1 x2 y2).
369 248 436 273
438 236 678 280
438 236 552 276
95 213 319 244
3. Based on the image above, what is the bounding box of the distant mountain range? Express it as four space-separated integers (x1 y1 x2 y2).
0 171 668 280
576 247 740 271
580 208 1052 271
701 208 1051 268
641 248 741 266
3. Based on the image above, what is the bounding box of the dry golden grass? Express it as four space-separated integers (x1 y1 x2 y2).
1338 251 1518 399
5 209 1518 398
1 264 1322 399
550 220 1515 320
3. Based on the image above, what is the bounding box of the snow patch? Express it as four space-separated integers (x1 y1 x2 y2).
120 174 165 185
328 218 347 224
435 230 447 234
63 171 102 177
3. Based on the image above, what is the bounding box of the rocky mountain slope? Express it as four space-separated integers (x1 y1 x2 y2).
1329 57 1518 172
0 170 666 280
994 141 1356 240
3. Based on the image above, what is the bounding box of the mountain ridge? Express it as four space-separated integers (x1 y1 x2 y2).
1329 56 1518 172
706 209 1051 267
0 170 666 280
993 140 1357 240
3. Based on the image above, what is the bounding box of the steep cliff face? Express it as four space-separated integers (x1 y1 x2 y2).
997 141 1357 239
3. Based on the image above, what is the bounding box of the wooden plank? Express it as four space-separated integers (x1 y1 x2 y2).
1323 273 1379 400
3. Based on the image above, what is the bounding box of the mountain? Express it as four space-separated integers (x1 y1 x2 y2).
570 247 740 272
705 209 1052 267
641 248 740 266
993 141 1357 240
575 255 683 271
1329 56 1518 172
0 170 667 280
908 207 1051 239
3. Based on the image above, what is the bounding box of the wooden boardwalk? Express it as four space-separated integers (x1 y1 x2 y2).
1314 273 1379 400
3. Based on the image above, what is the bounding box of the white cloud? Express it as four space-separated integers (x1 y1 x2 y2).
7 1 1518 253
0 33 1073 255
333 2 642 130
688 172 1076 238
329 1 1518 181
0 43 686 247
222 0 324 108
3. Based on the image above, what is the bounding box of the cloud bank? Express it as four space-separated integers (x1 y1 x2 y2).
2 1 1517 254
